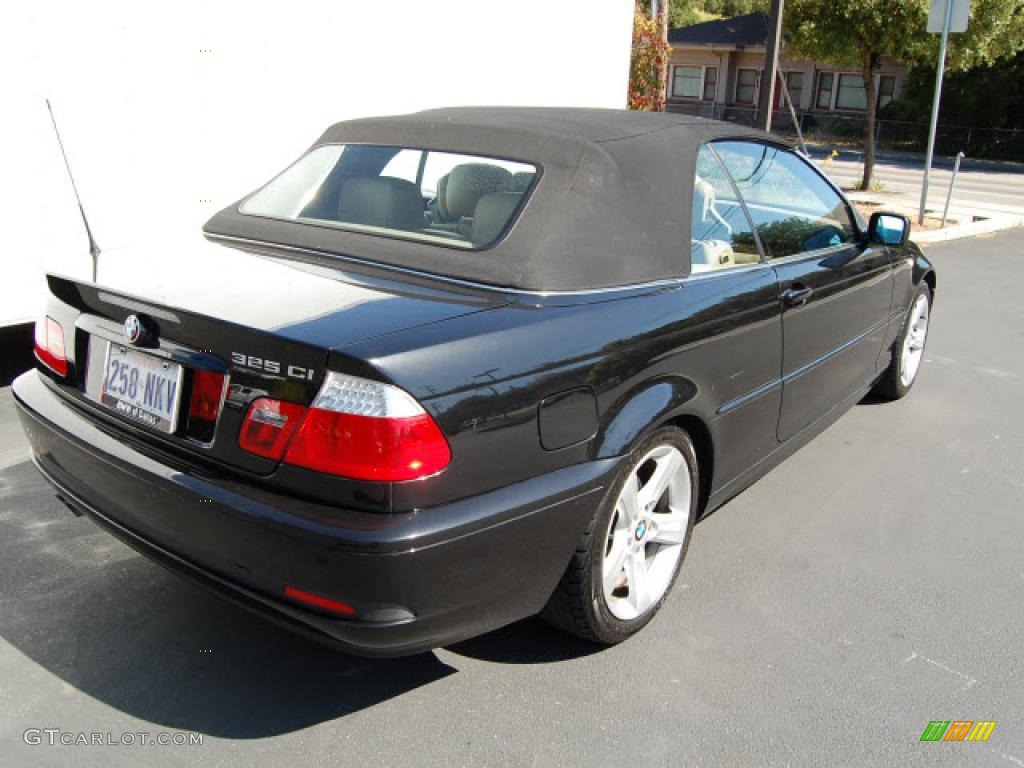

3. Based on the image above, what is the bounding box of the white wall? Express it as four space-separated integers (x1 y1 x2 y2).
0 0 633 326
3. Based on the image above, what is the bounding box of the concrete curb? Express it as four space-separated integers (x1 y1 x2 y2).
911 216 1023 244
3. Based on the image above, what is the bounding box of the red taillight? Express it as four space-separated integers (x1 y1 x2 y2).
284 409 451 481
283 585 356 616
238 398 307 460
236 372 451 481
188 369 227 422
34 316 68 376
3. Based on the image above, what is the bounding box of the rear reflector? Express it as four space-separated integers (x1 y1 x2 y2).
283 585 356 617
34 316 68 376
188 369 227 422
282 371 450 482
238 398 307 460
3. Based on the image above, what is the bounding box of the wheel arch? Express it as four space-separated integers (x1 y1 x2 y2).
909 245 936 303
591 376 715 517
664 413 714 519
922 269 936 300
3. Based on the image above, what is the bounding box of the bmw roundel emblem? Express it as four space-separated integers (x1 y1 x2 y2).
634 520 647 541
123 314 145 344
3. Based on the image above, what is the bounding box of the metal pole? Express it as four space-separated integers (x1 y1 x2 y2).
777 68 808 155
941 151 964 227
756 0 784 132
919 0 954 225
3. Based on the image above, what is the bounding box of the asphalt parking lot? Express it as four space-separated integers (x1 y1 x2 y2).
1 228 1022 768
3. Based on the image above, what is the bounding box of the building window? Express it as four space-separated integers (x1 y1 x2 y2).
672 66 702 99
836 73 867 110
784 72 803 109
878 75 896 109
736 69 758 104
703 67 718 101
815 72 834 109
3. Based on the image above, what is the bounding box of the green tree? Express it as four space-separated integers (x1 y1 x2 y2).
785 0 1024 188
884 50 1024 130
668 0 767 28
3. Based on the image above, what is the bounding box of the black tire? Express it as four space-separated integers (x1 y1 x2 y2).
541 426 698 644
874 282 932 400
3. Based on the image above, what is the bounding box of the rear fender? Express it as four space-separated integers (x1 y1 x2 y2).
592 376 699 459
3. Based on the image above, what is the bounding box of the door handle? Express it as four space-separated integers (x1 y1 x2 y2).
782 284 812 308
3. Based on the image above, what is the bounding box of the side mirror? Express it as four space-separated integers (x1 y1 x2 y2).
869 212 911 246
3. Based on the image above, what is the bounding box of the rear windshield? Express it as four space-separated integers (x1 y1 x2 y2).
239 144 538 250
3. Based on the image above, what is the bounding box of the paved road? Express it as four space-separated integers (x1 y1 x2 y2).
807 147 1024 222
2 230 1023 767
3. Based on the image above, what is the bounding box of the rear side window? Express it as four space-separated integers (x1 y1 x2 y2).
240 145 538 250
711 141 855 259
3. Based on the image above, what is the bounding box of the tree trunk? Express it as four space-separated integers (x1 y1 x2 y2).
861 53 879 190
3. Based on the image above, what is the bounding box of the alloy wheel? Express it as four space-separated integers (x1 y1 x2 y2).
602 444 691 621
900 292 930 387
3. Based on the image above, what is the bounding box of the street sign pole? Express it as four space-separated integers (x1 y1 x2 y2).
918 0 954 225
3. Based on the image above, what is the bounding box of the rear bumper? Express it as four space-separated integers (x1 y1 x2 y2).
14 370 616 656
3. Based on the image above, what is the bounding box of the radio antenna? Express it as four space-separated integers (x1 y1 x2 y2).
46 99 101 282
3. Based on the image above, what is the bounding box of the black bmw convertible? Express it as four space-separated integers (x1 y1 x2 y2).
15 108 935 655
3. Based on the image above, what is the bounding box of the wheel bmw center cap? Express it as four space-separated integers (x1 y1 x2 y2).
634 520 648 541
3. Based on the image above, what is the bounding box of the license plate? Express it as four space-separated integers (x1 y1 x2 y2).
101 343 183 433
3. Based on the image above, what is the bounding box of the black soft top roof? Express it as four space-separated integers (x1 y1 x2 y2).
204 107 770 292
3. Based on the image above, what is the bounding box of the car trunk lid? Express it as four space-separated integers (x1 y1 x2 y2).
40 238 504 487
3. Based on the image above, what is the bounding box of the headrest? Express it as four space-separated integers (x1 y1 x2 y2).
471 192 522 247
445 164 514 220
337 177 424 231
436 174 451 221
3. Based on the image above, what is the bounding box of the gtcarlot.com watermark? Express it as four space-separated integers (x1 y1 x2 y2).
24 729 202 747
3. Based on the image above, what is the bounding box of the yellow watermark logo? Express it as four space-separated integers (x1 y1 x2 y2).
920 721 997 742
